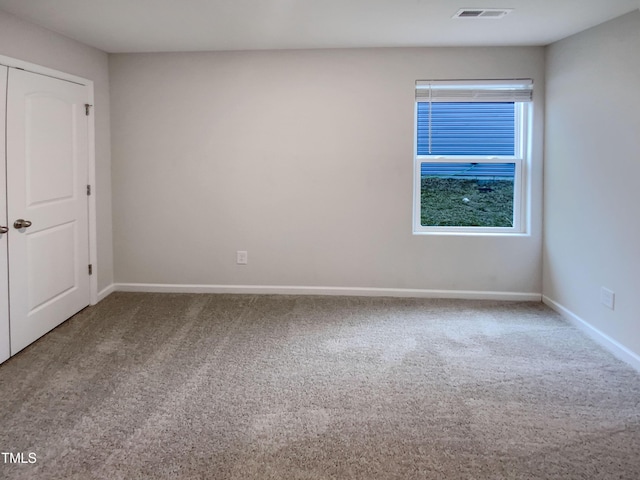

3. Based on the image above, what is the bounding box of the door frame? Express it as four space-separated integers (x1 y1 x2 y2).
0 54 98 305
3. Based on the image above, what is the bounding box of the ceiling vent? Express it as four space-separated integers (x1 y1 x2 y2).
453 8 513 19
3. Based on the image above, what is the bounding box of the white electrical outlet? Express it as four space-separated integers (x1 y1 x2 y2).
236 251 248 265
601 287 615 310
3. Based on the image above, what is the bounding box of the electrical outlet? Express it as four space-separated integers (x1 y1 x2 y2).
236 250 248 265
601 287 615 310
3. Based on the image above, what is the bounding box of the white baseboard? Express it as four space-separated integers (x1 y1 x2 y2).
542 295 640 372
113 283 541 301
96 284 116 303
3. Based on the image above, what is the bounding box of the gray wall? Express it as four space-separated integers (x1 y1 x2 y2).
0 10 114 293
544 11 640 353
110 47 545 293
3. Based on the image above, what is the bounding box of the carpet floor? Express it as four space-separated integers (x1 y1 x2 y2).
1 293 639 479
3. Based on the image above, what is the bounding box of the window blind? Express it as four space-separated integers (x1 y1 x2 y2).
415 79 533 103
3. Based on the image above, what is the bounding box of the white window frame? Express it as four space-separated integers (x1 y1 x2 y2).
413 81 532 236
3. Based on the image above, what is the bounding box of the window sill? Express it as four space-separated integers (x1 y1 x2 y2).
412 230 530 237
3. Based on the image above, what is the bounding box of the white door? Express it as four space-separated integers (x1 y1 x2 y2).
0 66 9 364
7 68 90 355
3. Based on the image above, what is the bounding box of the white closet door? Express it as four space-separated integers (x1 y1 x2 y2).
0 66 9 364
7 68 90 355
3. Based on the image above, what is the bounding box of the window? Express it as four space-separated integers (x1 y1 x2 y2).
413 80 533 234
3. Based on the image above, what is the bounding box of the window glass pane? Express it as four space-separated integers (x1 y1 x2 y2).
417 102 515 156
420 163 515 227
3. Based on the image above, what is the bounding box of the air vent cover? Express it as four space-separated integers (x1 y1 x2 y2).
453 8 513 19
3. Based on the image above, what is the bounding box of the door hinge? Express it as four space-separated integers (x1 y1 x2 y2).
87 185 91 196
88 264 93 275
85 104 93 116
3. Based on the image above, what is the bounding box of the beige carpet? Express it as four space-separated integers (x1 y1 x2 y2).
1 293 639 479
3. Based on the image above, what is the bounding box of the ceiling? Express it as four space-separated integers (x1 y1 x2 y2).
0 0 638 53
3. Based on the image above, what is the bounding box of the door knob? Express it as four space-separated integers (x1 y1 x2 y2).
0 226 8 234
13 219 32 229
